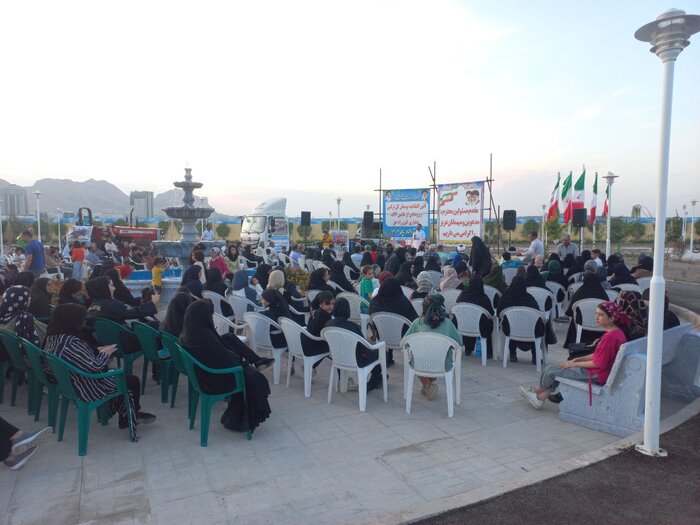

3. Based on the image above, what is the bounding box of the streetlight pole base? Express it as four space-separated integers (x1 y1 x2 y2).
635 444 668 458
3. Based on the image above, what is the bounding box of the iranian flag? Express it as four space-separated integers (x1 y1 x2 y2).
561 171 573 223
571 168 586 216
589 171 598 223
547 173 560 220
602 183 610 218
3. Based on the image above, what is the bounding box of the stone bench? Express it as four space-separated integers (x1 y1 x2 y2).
662 330 700 401
556 323 693 437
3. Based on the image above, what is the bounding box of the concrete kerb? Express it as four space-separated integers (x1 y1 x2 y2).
398 397 700 525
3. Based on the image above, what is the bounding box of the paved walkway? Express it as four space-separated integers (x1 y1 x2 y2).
0 322 687 525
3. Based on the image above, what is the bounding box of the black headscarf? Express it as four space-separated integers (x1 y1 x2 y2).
308 268 335 294
85 276 111 300
566 272 608 316
253 263 272 290
548 253 561 263
205 267 227 297
456 274 493 314
544 260 568 289
28 277 52 318
180 265 203 298
567 256 586 279
561 254 575 271
261 287 292 323
525 265 547 289
368 277 417 321
0 285 41 345
46 303 87 338
394 262 415 287
360 251 373 267
497 276 539 314
105 268 139 306
15 271 35 288
230 270 258 303
342 251 357 270
322 249 335 268
639 256 653 272
58 278 84 305
470 236 492 277
331 296 351 320
581 250 592 262
160 292 194 336
411 256 425 277
330 260 355 292
606 254 621 277
609 263 637 287
424 255 441 272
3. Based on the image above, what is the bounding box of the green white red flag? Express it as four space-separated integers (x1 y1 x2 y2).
589 171 598 223
560 172 573 223
547 173 560 220
602 183 610 218
571 168 586 216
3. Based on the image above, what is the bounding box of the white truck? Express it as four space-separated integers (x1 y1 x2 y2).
239 198 289 251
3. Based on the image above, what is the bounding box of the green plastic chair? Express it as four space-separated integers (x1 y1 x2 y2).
0 329 35 414
0 359 6 404
173 341 252 446
20 337 60 429
92 317 143 375
132 321 172 402
160 331 195 418
42 350 135 456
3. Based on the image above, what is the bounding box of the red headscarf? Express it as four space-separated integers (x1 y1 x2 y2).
598 300 631 328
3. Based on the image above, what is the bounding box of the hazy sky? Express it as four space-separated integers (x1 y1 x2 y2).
0 1 698 220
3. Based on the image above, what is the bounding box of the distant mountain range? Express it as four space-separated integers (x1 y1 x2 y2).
0 178 214 217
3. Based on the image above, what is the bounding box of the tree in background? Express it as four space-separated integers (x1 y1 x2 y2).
521 219 539 240
216 223 231 240
609 217 628 246
545 217 563 242
665 216 683 242
627 222 646 242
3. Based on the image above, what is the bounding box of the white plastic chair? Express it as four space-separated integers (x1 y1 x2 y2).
483 285 502 311
498 307 547 372
440 289 461 314
502 267 518 286
401 333 461 417
212 312 248 342
279 318 329 397
343 265 353 282
568 272 582 284
571 298 605 343
613 283 642 294
636 277 651 293
451 303 492 366
564 282 583 313
239 256 259 270
545 281 566 318
327 280 346 294
305 259 316 273
243 311 288 384
401 286 414 299
202 290 232 319
605 289 619 302
228 294 263 325
369 312 412 398
313 261 329 271
305 289 320 306
321 326 387 411
296 255 306 270
426 270 443 289
411 298 424 317
277 252 291 266
337 292 369 329
526 286 555 321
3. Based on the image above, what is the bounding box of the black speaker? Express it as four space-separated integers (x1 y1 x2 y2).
572 208 588 228
300 211 311 227
363 211 374 231
503 210 516 231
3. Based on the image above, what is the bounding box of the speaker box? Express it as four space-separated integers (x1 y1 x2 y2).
300 211 311 227
503 210 517 231
572 208 588 228
363 211 374 231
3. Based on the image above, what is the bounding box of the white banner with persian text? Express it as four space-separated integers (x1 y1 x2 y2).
437 181 484 246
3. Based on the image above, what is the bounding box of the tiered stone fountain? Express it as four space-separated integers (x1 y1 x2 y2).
152 168 226 266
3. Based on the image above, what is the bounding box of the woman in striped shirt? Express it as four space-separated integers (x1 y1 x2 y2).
44 304 156 440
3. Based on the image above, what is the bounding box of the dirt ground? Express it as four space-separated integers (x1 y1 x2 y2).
665 260 700 284
413 414 700 525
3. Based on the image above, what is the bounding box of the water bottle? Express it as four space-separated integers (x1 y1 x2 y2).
475 338 482 357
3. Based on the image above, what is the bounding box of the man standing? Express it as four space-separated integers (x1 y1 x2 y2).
21 230 45 278
201 223 215 241
556 234 579 259
518 231 544 264
411 223 426 250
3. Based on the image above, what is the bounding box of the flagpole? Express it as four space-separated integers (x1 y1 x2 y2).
604 172 618 256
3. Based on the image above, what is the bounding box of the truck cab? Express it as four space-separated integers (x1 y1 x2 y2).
240 198 289 252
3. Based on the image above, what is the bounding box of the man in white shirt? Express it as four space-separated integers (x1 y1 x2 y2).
591 248 604 267
201 223 214 241
411 223 426 250
518 230 544 264
289 244 301 267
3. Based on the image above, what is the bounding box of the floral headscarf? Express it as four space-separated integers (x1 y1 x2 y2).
0 285 41 345
598 300 631 328
617 291 648 332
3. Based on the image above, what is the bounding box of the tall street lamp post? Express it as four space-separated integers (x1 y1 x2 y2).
603 172 618 257
691 199 697 254
635 8 700 457
34 191 42 242
336 197 342 230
